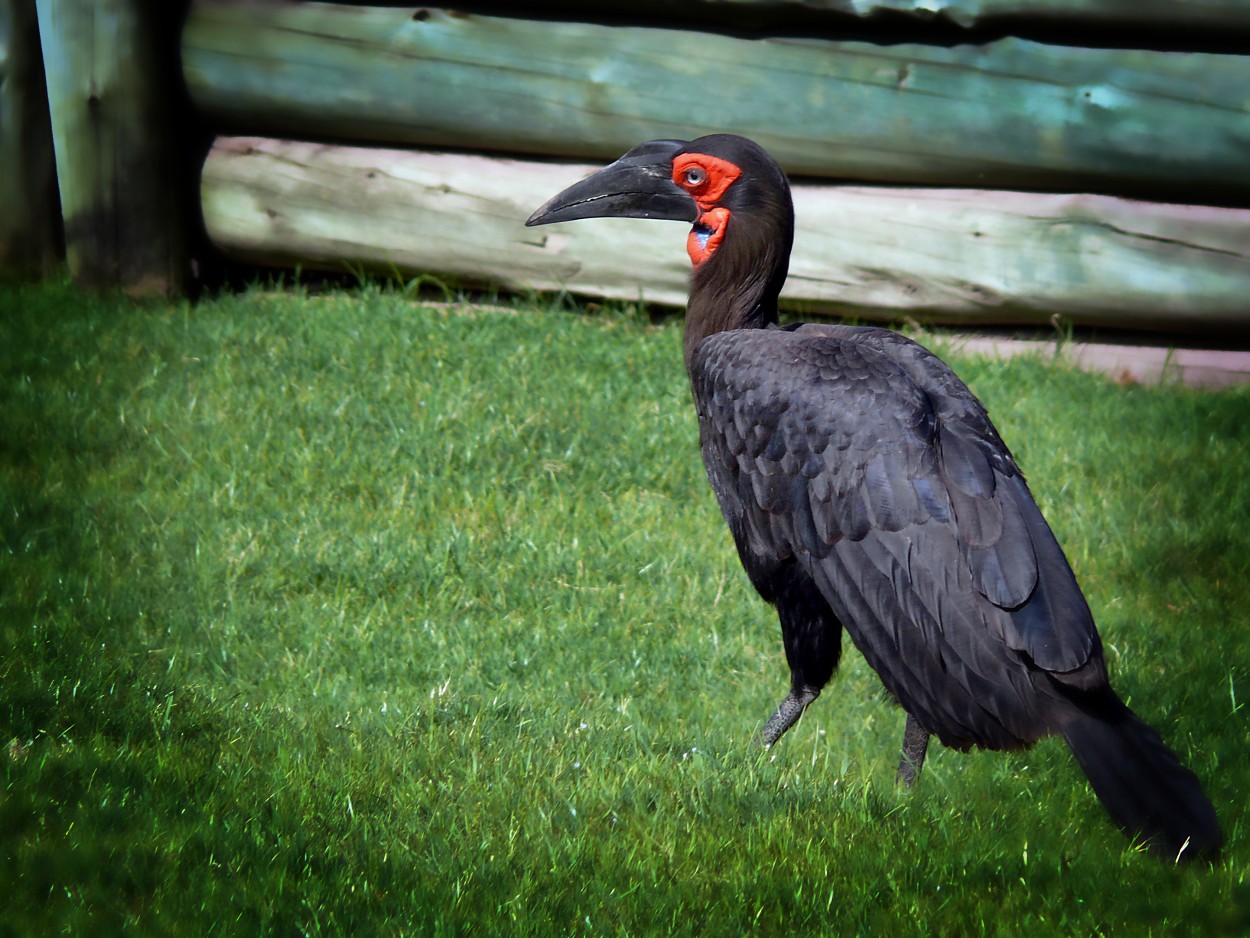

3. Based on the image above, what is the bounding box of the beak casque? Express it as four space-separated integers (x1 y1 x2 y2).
525 139 697 227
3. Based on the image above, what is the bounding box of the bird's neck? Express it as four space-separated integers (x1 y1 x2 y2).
682 217 791 373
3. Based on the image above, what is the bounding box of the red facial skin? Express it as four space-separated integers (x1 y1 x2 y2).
672 153 742 266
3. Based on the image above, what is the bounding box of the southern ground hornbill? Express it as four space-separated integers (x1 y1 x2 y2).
525 133 1221 860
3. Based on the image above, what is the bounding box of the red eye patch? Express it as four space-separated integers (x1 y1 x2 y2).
672 153 742 212
672 153 743 266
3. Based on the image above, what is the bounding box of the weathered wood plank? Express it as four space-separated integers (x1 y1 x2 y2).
36 0 185 293
183 2 1250 204
0 0 59 275
201 137 1250 333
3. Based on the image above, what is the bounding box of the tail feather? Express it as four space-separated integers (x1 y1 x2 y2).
1062 696 1222 861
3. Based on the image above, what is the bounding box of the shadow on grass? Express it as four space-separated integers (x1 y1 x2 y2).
0 284 412 933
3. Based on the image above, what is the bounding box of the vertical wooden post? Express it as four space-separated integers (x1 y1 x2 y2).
0 0 61 277
35 0 186 294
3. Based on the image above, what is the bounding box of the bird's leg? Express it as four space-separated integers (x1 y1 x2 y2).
896 713 930 787
759 685 821 748
757 568 842 749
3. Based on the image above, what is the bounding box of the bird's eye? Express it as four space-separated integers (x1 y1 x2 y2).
683 167 706 187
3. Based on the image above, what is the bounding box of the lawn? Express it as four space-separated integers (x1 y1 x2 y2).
2 279 1248 935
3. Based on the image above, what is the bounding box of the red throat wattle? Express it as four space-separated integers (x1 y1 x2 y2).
672 153 742 267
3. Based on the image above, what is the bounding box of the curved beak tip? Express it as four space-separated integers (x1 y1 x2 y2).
524 203 557 227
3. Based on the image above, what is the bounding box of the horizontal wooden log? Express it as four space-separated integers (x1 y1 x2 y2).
201 137 1250 333
183 2 1250 205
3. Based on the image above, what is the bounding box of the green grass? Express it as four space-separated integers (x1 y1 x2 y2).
2 279 1248 935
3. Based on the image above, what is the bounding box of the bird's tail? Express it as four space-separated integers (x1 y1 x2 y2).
1062 693 1222 861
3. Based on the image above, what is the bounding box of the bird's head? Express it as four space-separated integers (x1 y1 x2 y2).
526 134 793 272
527 134 795 360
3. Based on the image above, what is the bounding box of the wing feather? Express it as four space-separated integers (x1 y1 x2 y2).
691 325 1100 747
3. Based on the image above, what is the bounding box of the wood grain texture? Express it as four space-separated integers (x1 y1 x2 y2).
37 0 184 292
182 1 1250 204
201 137 1250 333
0 0 59 274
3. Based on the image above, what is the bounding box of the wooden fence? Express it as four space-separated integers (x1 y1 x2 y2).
1 0 58 276
8 0 1250 336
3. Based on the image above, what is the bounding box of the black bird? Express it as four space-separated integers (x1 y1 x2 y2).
526 133 1221 860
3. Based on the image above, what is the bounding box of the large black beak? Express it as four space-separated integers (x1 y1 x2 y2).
525 139 697 227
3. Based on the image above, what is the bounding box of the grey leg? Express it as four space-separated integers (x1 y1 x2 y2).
896 713 930 787
757 568 842 749
759 686 821 748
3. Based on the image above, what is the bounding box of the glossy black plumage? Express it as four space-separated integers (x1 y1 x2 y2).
526 133 1221 860
694 323 1102 744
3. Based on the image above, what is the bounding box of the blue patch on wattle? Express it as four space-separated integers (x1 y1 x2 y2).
692 222 713 250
